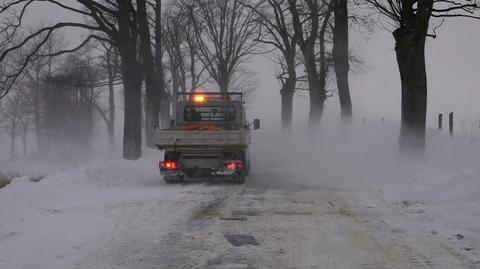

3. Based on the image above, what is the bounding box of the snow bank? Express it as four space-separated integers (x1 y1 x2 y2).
0 149 210 269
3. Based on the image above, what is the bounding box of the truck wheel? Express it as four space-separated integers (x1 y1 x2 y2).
232 174 246 184
164 175 184 184
242 150 251 176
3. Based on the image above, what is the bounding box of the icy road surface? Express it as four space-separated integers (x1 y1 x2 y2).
77 180 472 269
0 169 477 269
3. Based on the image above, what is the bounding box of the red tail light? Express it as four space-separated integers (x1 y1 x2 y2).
160 161 178 170
225 161 244 170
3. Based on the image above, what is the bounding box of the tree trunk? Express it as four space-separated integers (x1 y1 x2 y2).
169 56 180 118
10 99 18 159
160 97 171 129
105 46 117 154
307 78 324 125
280 53 296 130
33 83 43 153
218 74 229 93
174 42 187 93
394 29 427 151
288 0 324 127
118 0 142 160
310 2 333 127
144 96 155 147
304 44 324 125
280 81 294 130
107 75 116 153
10 135 15 159
190 43 197 92
121 66 143 160
155 0 167 132
332 0 352 121
22 123 27 157
138 0 161 148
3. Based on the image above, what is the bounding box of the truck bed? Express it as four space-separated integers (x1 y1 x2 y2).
153 129 250 150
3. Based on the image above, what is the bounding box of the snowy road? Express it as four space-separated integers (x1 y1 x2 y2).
1 147 480 268
66 174 475 268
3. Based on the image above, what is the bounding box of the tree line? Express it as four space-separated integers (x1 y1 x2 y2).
0 0 478 160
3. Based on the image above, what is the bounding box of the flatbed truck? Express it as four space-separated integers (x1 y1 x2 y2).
153 92 259 184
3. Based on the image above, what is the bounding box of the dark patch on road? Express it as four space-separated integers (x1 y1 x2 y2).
192 196 228 220
224 234 259 247
0 231 18 242
30 174 46 182
230 208 262 216
219 215 247 221
274 209 313 216
455 234 465 240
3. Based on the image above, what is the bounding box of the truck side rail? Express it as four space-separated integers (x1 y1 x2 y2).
153 129 251 150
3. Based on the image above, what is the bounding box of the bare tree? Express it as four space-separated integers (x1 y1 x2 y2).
6 31 66 155
164 0 208 93
163 7 187 117
182 3 208 92
0 83 32 159
288 0 334 126
332 0 352 121
160 0 210 122
362 0 479 150
37 50 103 161
116 0 143 159
0 92 22 159
246 0 298 129
191 0 262 93
136 0 172 139
138 0 163 147
96 42 120 153
152 0 171 130
4 33 74 166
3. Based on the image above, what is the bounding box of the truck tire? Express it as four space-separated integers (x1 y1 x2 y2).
232 174 246 184
164 175 184 184
242 150 251 176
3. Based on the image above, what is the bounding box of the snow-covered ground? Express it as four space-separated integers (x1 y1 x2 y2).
1 124 479 268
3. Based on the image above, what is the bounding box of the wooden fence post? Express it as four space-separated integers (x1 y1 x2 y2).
449 112 454 136
438 114 442 130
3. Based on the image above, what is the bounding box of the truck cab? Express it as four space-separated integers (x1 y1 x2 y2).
154 92 259 184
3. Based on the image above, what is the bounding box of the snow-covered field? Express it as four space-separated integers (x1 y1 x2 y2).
1 124 479 268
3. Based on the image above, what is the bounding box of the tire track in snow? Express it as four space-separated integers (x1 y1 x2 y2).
72 184 224 269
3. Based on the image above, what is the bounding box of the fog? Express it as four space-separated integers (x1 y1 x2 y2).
247 121 480 211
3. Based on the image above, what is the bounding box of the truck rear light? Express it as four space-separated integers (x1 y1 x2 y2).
225 161 243 170
160 161 178 170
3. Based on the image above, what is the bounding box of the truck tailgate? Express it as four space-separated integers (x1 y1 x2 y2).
153 129 250 149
